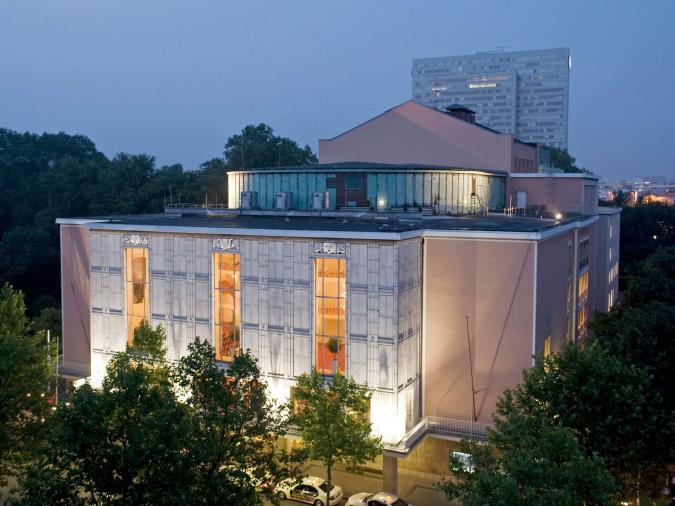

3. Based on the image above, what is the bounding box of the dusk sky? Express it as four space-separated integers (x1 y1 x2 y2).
1 1 674 181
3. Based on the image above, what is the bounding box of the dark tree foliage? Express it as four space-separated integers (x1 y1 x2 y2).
0 284 53 496
439 416 615 506
0 130 192 313
14 324 194 505
498 344 672 500
174 339 301 506
13 333 299 505
224 123 317 169
0 125 316 315
590 247 675 417
545 146 589 174
619 203 675 287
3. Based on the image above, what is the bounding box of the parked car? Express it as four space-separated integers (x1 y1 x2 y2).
346 491 412 506
275 476 343 506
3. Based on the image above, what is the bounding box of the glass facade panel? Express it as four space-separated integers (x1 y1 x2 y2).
315 258 346 375
214 252 241 361
125 247 149 347
229 170 506 214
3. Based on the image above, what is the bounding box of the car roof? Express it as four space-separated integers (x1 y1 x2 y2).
370 492 400 504
304 476 325 487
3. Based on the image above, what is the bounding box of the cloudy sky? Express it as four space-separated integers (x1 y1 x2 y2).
1 1 674 180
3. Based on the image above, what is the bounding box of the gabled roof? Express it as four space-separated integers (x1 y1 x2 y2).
319 100 506 142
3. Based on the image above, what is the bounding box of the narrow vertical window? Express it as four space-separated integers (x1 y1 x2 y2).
125 247 149 347
214 252 240 361
577 304 588 337
578 270 589 301
544 336 551 358
315 258 346 375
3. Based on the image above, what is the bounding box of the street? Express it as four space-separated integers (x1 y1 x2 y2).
272 461 454 506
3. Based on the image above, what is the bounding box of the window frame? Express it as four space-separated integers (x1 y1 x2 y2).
213 251 241 362
314 257 347 375
124 246 149 348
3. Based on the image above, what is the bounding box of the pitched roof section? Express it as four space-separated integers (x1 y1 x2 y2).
319 101 536 173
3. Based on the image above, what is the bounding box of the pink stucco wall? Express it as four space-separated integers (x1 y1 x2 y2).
508 175 599 215
423 237 535 423
60 225 90 377
536 230 574 353
319 101 536 173
511 140 539 173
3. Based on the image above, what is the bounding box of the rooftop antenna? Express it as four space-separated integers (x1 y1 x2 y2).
477 46 508 54
465 315 477 422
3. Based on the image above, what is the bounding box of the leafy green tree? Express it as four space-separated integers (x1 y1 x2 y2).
545 146 589 174
498 344 672 499
173 339 300 506
0 284 52 494
590 247 675 416
224 123 317 169
438 416 615 506
291 370 382 499
15 324 195 505
591 303 675 410
621 245 675 307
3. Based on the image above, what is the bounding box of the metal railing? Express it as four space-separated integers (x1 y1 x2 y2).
385 416 492 454
426 416 491 440
165 203 228 209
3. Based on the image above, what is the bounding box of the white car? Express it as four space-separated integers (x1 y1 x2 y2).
275 475 343 506
346 491 412 506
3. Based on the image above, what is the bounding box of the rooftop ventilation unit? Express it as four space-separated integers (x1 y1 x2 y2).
310 191 330 210
240 191 258 209
274 191 294 209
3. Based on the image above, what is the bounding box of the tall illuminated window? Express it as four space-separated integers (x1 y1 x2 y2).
578 270 589 301
125 247 149 347
214 252 240 361
315 258 346 375
577 303 588 337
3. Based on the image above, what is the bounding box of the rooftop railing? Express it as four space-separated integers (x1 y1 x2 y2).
165 203 228 209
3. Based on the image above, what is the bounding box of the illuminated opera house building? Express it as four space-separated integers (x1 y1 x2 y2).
58 101 619 488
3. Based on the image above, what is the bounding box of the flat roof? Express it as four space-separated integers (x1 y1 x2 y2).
228 161 507 176
58 211 597 241
412 47 570 64
510 172 599 181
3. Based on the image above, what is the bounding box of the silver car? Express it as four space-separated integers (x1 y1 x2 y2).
346 491 412 506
